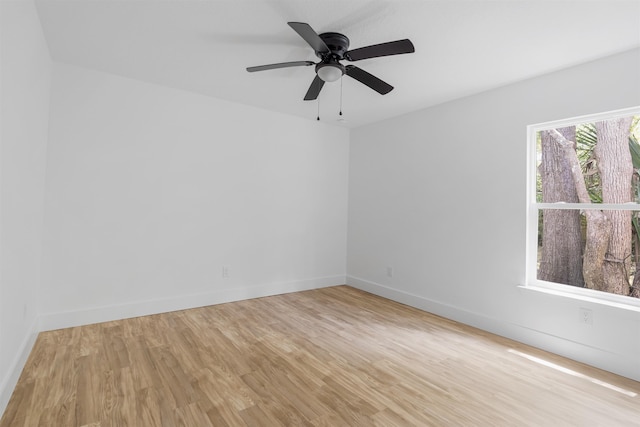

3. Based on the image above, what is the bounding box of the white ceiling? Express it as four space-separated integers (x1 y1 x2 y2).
35 0 640 128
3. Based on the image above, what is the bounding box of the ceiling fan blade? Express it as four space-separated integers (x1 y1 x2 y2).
345 65 393 95
246 61 315 72
345 39 415 61
304 75 325 101
288 22 330 54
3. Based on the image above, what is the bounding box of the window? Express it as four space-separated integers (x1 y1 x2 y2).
526 107 640 306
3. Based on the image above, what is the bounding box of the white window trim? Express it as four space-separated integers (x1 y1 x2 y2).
525 106 640 310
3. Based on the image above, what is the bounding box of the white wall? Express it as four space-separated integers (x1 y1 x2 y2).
39 63 349 329
0 0 51 411
348 48 640 380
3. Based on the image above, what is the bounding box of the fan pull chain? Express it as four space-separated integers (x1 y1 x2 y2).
317 96 320 121
339 76 343 117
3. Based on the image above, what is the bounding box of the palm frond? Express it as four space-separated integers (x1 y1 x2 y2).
630 133 640 169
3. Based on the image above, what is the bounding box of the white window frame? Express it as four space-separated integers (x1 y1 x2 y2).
525 106 640 309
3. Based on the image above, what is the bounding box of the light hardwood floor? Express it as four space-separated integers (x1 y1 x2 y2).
1 286 639 426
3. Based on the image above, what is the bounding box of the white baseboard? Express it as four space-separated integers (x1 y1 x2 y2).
40 275 345 331
346 275 639 381
0 316 40 417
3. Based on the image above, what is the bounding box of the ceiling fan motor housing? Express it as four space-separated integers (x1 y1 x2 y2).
318 32 350 60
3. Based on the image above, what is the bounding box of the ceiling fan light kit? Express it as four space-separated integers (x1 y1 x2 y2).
246 22 415 101
316 62 344 82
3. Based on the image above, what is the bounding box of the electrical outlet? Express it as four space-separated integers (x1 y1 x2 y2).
579 307 593 325
386 267 394 278
222 266 230 278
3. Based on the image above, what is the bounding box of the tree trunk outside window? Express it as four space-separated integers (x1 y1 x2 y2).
547 129 610 292
538 127 583 286
595 117 634 295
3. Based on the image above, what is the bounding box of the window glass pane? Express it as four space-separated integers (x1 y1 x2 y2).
537 209 640 299
536 116 640 203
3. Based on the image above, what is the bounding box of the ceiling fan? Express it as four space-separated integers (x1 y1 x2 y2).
246 22 415 101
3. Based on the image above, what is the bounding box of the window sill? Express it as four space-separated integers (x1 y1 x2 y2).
518 284 640 313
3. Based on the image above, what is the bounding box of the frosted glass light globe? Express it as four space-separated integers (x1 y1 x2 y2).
317 65 343 82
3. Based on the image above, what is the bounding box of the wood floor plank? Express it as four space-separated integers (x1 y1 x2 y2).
134 387 163 427
75 355 100 426
174 402 214 427
2 285 639 426
37 399 76 427
148 347 197 409
196 366 255 412
203 405 231 427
